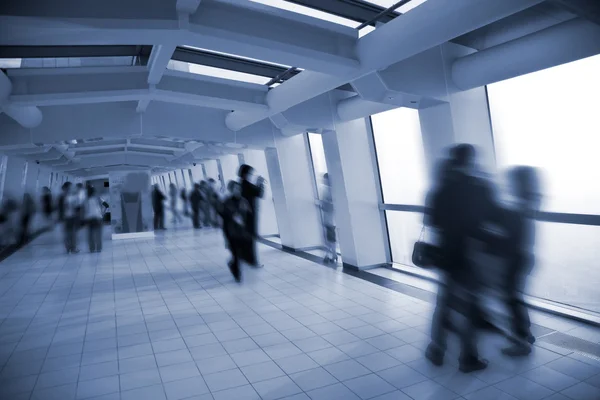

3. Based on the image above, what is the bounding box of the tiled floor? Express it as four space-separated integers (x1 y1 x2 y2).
1 227 599 400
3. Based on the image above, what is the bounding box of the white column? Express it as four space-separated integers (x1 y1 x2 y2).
265 134 322 250
322 118 390 269
419 86 496 177
2 156 27 201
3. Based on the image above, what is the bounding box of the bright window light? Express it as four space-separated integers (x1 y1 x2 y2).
250 0 361 28
363 0 429 14
181 46 292 69
167 60 271 85
0 58 22 68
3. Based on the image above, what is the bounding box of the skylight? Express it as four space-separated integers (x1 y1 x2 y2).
250 0 362 29
181 46 292 69
167 60 272 85
0 56 135 69
362 0 429 14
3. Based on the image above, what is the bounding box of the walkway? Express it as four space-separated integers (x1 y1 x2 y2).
0 228 599 400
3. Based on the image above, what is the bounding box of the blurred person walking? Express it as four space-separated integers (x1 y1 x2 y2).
180 187 189 217
497 166 541 356
424 144 499 373
318 173 337 264
62 182 80 253
152 184 166 230
169 183 182 224
238 164 265 267
220 180 252 282
84 186 103 253
18 193 36 245
41 186 53 223
190 183 204 229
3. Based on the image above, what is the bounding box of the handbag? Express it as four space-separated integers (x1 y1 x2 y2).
411 225 440 269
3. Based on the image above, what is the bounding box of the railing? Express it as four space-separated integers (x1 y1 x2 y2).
379 204 600 226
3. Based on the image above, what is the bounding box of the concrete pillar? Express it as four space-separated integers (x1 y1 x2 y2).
322 118 390 269
265 134 322 250
2 156 27 201
419 86 496 177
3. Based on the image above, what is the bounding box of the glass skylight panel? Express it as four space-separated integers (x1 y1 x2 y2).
0 58 22 68
250 0 361 28
363 0 429 14
167 60 272 85
0 56 134 68
181 46 292 69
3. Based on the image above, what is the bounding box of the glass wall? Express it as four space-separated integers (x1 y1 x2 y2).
371 108 428 205
307 133 328 199
487 54 600 312
488 54 600 215
370 108 429 267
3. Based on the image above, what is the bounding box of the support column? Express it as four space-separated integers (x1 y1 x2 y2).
265 134 322 250
2 156 26 201
219 154 240 185
24 162 38 194
419 86 496 178
108 171 154 239
204 160 219 181
322 118 390 270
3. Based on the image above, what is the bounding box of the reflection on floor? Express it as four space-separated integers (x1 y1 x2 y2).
0 228 599 400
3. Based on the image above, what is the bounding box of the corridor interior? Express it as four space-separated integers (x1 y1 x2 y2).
0 227 599 400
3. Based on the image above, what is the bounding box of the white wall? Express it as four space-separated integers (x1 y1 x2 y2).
242 149 278 236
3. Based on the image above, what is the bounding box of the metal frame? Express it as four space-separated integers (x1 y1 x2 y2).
0 45 152 62
287 0 399 25
379 203 600 226
172 47 301 81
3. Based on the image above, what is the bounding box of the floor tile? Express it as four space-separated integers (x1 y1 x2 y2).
324 359 371 381
560 382 600 400
120 368 162 391
212 384 261 400
356 351 402 372
494 375 555 400
76 375 120 399
289 367 338 391
376 364 429 389
119 354 157 374
276 353 319 374
306 382 361 400
197 354 238 375
36 366 79 389
306 347 350 366
521 365 580 392
252 375 302 400
204 368 249 392
163 376 210 400
344 373 396 399
159 361 201 383
230 349 271 367
32 383 77 400
401 379 460 400
121 384 167 400
240 360 286 383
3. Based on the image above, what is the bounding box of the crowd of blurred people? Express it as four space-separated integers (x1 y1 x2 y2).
152 164 265 282
0 181 108 253
421 143 541 373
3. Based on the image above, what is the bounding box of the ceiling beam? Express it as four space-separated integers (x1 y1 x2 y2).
225 0 544 131
6 67 269 111
552 0 600 26
0 0 360 75
0 45 152 59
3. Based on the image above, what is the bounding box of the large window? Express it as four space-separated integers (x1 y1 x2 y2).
488 54 600 313
371 108 428 205
307 133 328 199
488 54 600 215
371 108 428 266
